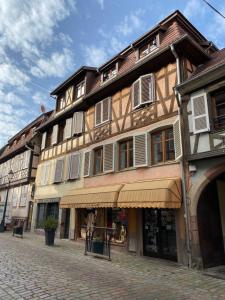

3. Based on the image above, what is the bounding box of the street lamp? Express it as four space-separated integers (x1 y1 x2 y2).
0 169 14 232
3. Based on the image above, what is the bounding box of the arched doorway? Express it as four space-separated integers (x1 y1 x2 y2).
197 175 225 268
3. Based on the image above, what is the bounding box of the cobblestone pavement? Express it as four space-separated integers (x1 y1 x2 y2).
1 233 225 300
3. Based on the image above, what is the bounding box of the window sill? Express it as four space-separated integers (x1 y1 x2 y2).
150 160 178 167
135 47 159 64
94 120 111 129
100 74 117 86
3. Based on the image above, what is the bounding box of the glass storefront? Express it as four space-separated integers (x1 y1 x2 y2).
36 202 59 229
143 208 177 261
77 208 127 245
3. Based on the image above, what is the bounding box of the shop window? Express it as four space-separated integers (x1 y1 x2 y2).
151 128 175 165
119 139 133 170
36 202 59 229
213 90 225 129
107 208 127 244
93 147 103 175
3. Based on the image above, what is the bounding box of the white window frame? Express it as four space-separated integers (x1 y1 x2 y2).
132 74 154 110
95 98 111 126
191 91 210 134
76 81 85 99
101 63 118 84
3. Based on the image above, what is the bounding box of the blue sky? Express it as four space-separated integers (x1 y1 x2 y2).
0 0 224 147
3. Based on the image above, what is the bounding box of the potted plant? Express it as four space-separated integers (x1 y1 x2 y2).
92 236 104 254
43 216 58 246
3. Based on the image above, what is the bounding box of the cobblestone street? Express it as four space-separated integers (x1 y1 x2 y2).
1 233 225 300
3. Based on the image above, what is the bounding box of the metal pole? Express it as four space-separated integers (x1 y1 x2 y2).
0 184 10 232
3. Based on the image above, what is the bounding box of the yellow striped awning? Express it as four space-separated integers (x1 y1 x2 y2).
60 184 123 209
117 178 181 209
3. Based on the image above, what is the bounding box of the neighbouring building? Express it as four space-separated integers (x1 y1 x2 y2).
176 48 225 268
0 112 51 230
33 10 218 264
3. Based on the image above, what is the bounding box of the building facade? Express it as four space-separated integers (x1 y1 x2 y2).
31 10 218 265
177 48 225 268
0 112 51 230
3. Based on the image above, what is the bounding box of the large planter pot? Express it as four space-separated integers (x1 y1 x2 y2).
92 240 104 254
45 229 56 246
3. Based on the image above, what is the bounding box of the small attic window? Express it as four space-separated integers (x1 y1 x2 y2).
22 133 26 139
138 37 158 60
101 63 118 83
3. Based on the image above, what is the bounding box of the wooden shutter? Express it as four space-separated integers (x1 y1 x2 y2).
173 116 182 160
23 150 31 169
54 158 64 183
141 74 154 104
95 102 102 126
69 153 80 180
102 98 110 122
72 112 84 135
84 151 90 177
51 125 58 145
191 92 210 134
134 133 148 167
41 132 47 150
64 118 72 139
103 143 114 173
132 79 140 109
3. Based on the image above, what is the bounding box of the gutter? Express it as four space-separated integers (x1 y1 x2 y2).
170 43 192 267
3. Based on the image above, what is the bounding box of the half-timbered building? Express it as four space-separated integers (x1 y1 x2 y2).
0 112 51 230
33 10 217 264
176 48 225 268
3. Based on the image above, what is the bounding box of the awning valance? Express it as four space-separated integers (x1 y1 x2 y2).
36 198 60 204
60 184 123 209
117 178 181 209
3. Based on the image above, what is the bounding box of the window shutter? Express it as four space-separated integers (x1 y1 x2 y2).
191 92 210 134
102 98 110 122
64 118 72 139
23 150 31 169
41 132 47 150
134 133 148 167
95 102 102 126
103 143 114 173
51 125 58 145
54 158 64 183
84 151 90 177
72 112 84 135
173 116 183 161
141 74 154 104
69 153 80 180
132 79 140 109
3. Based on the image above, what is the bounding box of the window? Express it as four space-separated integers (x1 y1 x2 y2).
57 94 66 111
102 64 117 82
151 128 175 164
107 208 127 244
93 147 103 175
132 74 155 109
58 121 66 143
139 38 157 59
45 128 53 148
95 98 111 126
36 202 59 229
76 81 85 99
119 139 133 170
213 90 225 129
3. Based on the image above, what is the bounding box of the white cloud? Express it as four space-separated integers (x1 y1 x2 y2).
96 0 104 10
30 48 74 78
83 45 108 66
0 63 30 88
116 9 144 36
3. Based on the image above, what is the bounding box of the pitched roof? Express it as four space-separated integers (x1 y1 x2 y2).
191 48 225 78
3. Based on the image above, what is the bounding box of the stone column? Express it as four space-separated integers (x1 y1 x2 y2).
31 202 37 232
69 208 76 240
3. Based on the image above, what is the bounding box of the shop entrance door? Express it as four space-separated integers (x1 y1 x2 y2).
143 209 177 261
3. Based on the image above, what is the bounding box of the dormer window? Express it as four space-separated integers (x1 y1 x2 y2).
138 37 158 60
57 94 66 111
76 81 85 99
102 63 118 83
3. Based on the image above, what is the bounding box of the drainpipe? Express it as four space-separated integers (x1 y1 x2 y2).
170 44 192 267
